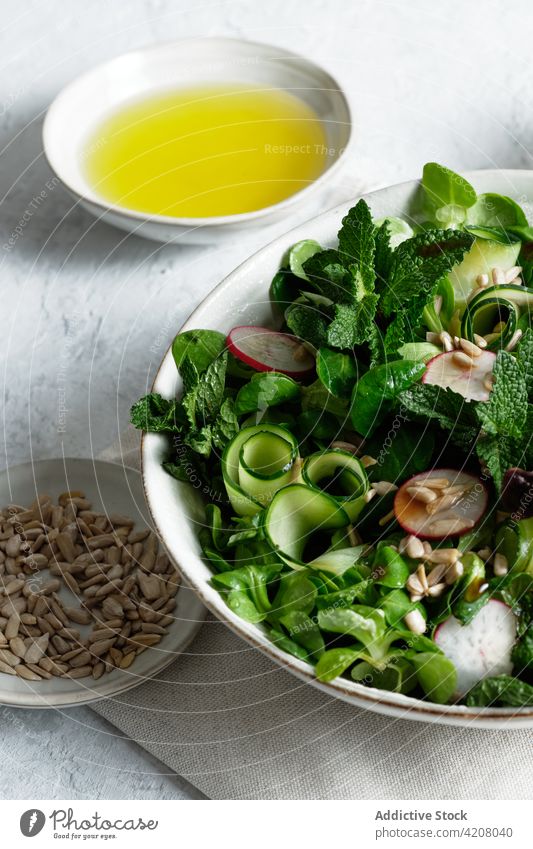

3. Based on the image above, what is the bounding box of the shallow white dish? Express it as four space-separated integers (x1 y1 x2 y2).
143 170 533 728
0 459 205 708
43 37 351 244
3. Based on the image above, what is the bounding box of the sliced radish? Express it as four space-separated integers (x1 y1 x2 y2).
394 468 488 540
434 600 517 698
422 349 496 402
227 326 315 378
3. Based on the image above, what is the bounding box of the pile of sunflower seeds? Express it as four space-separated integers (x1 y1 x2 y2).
0 491 180 682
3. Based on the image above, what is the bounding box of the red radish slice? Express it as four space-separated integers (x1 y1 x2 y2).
227 326 315 378
394 468 488 540
434 600 517 698
422 349 496 402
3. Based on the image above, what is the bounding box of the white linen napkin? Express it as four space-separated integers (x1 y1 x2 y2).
93 429 533 800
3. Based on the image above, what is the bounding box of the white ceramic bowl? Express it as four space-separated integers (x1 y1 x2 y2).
43 37 351 244
143 170 533 727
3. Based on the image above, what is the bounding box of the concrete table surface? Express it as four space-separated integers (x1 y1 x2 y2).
1 0 532 799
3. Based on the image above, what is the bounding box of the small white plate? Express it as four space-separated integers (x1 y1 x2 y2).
42 37 352 244
0 458 205 708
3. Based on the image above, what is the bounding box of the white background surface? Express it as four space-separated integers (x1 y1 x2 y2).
1 0 533 800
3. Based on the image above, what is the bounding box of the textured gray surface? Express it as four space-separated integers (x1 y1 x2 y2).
1 0 532 799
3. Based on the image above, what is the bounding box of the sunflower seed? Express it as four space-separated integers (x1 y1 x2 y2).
140 623 167 635
51 635 71 654
459 338 483 358
28 662 51 679
102 597 124 618
452 350 473 370
128 529 150 544
1 597 26 616
58 490 85 506
57 628 80 641
5 535 21 557
55 533 76 563
16 664 42 681
473 333 488 349
4 614 20 639
24 634 49 664
138 573 161 601
89 627 119 642
428 517 475 534
9 637 26 658
427 563 448 587
372 480 398 497
105 547 121 566
427 548 459 565
63 606 92 625
108 647 123 666
425 492 464 515
0 648 21 667
129 633 161 648
403 536 425 559
90 638 116 656
404 610 426 635
493 553 508 576
63 665 92 679
445 560 464 584
87 535 115 550
4 579 24 595
92 661 105 679
69 650 92 668
427 582 447 598
406 486 438 504
20 613 36 626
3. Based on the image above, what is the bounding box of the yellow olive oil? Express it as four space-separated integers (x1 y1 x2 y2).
83 83 328 217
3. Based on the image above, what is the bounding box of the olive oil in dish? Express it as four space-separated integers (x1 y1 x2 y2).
83 83 328 218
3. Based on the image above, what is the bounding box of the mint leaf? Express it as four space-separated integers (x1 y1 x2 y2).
182 353 228 429
382 313 408 360
337 199 376 296
381 230 474 317
302 249 354 304
379 229 474 356
476 435 517 492
300 200 377 347
285 302 329 348
465 675 533 707
368 323 385 367
476 351 527 439
374 220 393 291
212 398 239 450
179 356 200 394
399 383 478 449
476 405 533 491
516 328 533 398
130 393 184 433
326 296 379 349
185 425 213 456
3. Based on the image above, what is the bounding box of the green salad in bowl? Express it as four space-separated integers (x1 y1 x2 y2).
133 163 533 709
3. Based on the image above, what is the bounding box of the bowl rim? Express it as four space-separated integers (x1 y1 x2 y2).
141 169 533 726
42 35 353 228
